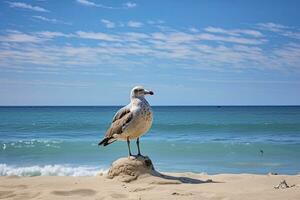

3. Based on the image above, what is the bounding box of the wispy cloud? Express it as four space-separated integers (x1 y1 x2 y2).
0 78 93 88
205 26 263 37
257 22 289 32
101 19 115 28
76 31 120 41
101 19 146 29
257 22 300 40
198 33 266 45
147 20 165 25
124 2 136 8
0 30 43 43
0 23 300 75
127 21 143 28
281 31 300 40
273 43 300 68
189 27 199 33
7 1 49 12
76 0 136 9
76 0 97 7
32 16 71 25
35 31 73 39
76 0 118 9
0 30 71 43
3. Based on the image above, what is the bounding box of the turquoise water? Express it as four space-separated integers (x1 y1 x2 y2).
0 106 300 176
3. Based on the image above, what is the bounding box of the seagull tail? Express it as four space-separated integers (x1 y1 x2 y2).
98 137 116 147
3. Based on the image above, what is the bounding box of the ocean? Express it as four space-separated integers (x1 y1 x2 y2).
0 106 300 176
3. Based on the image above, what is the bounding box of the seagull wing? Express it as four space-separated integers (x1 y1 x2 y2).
112 106 131 123
98 106 133 146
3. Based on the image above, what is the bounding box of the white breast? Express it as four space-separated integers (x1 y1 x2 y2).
121 98 153 140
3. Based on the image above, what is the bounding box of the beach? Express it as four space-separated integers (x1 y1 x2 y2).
1 173 299 200
2 0 300 198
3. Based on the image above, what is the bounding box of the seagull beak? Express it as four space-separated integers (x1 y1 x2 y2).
145 90 154 95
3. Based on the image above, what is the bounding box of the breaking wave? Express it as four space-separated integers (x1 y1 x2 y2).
0 164 107 177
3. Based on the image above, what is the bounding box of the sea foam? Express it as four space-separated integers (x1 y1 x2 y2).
0 164 107 177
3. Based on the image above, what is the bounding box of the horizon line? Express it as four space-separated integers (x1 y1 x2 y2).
0 105 299 107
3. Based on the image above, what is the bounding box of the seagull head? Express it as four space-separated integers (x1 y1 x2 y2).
131 86 154 99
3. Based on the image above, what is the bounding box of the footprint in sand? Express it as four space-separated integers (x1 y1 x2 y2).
129 186 155 192
0 184 27 189
0 191 16 199
0 191 40 199
110 193 128 199
52 189 96 196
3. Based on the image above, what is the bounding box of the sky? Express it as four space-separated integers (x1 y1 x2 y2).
0 0 300 105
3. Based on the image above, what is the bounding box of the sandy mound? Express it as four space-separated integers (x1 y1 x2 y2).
106 156 209 184
106 156 157 182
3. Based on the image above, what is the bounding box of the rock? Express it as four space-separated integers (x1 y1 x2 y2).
106 156 156 182
268 172 278 175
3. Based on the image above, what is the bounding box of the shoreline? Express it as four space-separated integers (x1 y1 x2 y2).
1 161 299 176
1 172 299 199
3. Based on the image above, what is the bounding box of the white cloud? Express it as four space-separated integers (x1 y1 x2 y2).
32 16 71 25
281 31 300 40
238 30 264 37
7 2 49 12
1 23 300 75
189 27 199 33
127 21 143 28
0 78 92 88
76 0 136 9
76 31 120 41
198 33 266 45
0 30 71 43
101 19 149 29
124 2 136 8
76 0 97 7
257 22 300 40
147 20 165 25
76 0 117 9
35 31 72 38
125 32 150 41
150 31 265 45
273 43 300 68
101 19 115 28
257 22 289 32
0 30 42 43
205 26 263 37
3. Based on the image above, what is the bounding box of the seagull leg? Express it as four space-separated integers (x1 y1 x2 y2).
136 137 142 156
127 137 132 156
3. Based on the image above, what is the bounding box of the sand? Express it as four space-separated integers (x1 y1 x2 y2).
1 156 299 200
0 173 300 199
1 173 299 200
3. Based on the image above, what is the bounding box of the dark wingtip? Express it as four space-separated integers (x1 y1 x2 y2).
98 137 115 147
98 138 108 146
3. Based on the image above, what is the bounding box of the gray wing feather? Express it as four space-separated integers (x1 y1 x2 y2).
105 107 133 138
112 106 130 123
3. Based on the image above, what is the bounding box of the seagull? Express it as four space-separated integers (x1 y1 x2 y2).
98 86 154 156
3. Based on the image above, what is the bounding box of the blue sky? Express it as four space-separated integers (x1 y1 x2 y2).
0 0 300 105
